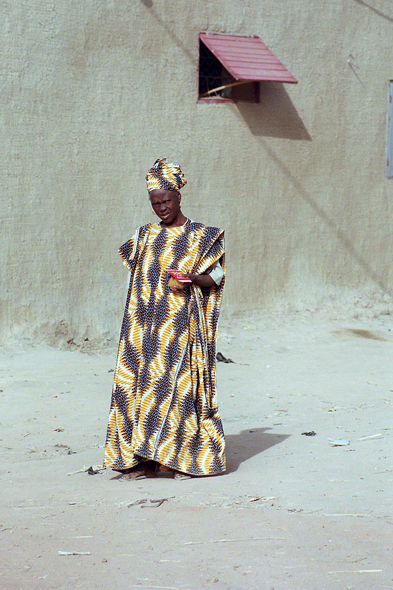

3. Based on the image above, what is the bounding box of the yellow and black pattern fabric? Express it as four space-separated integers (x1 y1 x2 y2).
146 158 187 193
104 220 226 476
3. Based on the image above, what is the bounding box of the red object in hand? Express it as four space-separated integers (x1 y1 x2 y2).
167 269 192 283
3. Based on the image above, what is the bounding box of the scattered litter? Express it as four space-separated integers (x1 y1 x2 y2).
140 498 169 508
86 465 104 475
102 558 108 563
127 497 173 508
184 536 286 545
54 428 64 432
58 551 91 556
55 444 75 455
127 585 184 590
302 431 317 436
248 496 277 502
328 438 350 446
127 499 148 507
108 369 114 373
328 569 382 574
160 560 181 563
67 465 104 476
216 352 235 364
324 513 373 517
358 433 382 441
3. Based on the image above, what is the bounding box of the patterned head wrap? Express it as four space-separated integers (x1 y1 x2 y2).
146 158 187 193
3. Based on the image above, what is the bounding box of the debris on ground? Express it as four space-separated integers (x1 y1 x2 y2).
127 499 148 507
58 551 91 556
358 433 382 441
86 465 105 475
216 352 235 363
141 498 169 508
328 438 350 446
67 465 105 476
128 498 170 508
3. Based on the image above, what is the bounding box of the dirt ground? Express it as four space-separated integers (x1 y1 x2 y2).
1 312 392 590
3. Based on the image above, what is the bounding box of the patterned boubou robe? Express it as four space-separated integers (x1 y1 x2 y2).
104 219 226 475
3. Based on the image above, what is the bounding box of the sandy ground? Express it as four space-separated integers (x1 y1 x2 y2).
1 312 392 590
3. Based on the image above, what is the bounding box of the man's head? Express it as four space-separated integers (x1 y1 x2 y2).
146 158 187 193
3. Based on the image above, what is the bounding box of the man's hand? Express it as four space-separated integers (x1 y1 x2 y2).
168 276 188 291
181 273 215 288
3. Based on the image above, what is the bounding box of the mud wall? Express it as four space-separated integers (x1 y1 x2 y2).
2 0 393 345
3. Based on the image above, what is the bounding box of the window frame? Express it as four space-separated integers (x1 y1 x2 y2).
387 81 393 178
197 35 260 104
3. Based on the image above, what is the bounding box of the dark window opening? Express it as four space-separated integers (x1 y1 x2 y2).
387 81 393 178
198 41 259 103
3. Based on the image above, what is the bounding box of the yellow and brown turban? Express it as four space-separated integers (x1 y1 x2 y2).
146 158 187 193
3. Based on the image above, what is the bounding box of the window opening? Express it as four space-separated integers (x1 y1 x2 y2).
198 40 259 103
387 81 393 178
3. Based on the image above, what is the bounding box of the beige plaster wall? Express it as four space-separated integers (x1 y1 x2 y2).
2 0 393 346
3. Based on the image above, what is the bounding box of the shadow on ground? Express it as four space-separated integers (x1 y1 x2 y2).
225 427 290 473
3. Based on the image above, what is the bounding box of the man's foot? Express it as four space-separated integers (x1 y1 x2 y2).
173 470 191 480
118 461 156 480
155 463 174 477
120 471 144 480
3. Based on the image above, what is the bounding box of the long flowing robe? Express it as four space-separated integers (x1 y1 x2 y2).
104 219 226 476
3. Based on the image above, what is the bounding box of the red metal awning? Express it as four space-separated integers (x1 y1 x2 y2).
199 33 298 84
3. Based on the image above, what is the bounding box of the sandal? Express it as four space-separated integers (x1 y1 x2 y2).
120 469 148 480
155 463 174 477
173 470 191 480
119 461 156 480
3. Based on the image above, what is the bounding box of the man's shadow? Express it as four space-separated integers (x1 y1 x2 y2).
224 427 290 473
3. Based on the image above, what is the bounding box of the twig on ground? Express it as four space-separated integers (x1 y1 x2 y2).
324 513 373 517
328 569 382 574
128 499 148 507
141 498 169 508
58 551 91 556
358 433 382 441
67 465 104 476
184 536 286 545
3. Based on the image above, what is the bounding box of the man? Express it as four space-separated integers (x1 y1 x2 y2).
104 158 226 479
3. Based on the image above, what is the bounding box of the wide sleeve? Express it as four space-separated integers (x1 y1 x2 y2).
192 227 225 277
118 227 141 272
206 260 224 286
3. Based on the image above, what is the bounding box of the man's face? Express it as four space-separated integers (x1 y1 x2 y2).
149 189 181 225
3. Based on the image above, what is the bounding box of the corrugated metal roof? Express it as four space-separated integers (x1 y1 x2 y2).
199 33 298 84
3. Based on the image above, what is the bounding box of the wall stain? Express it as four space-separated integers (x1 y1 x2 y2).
332 328 388 341
353 0 393 23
